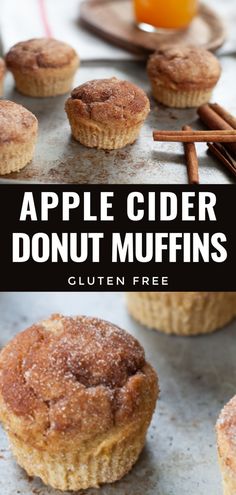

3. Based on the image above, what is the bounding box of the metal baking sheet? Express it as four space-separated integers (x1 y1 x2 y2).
0 291 235 494
1 56 236 185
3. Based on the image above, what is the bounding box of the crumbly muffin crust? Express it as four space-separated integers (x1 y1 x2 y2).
67 77 150 125
0 100 38 144
217 396 236 474
147 46 221 91
6 38 78 70
0 314 158 448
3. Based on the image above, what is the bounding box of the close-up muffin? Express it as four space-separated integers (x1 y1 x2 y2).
216 395 236 495
5 38 79 97
0 314 158 491
147 46 221 108
0 100 38 175
65 77 150 150
126 292 236 336
0 58 6 96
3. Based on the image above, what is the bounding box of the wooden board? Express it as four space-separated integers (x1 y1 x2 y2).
80 0 226 55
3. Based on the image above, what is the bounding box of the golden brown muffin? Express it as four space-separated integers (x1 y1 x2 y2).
0 314 158 491
216 396 236 495
6 38 79 97
0 100 38 175
126 292 236 336
65 77 150 149
147 46 221 108
0 58 6 96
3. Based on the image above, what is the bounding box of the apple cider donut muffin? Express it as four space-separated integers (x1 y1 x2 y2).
6 38 79 97
0 314 158 491
216 395 236 495
147 46 221 108
0 58 6 96
126 292 236 336
0 100 38 175
65 77 150 149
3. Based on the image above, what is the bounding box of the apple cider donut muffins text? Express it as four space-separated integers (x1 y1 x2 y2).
147 46 221 108
127 292 236 336
0 314 158 491
216 396 236 495
65 77 150 149
6 38 79 97
0 100 38 175
0 58 6 96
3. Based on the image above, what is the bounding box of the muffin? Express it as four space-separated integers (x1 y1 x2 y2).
0 314 158 491
0 58 6 96
216 395 236 495
126 292 236 336
65 77 150 149
0 100 38 175
147 46 221 108
5 38 79 97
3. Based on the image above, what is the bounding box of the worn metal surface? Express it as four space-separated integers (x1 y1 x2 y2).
1 54 236 184
0 291 235 494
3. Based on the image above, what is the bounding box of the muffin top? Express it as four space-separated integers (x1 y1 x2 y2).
0 58 5 77
5 38 79 71
66 77 150 125
217 396 236 471
147 46 221 91
0 100 38 144
0 314 157 447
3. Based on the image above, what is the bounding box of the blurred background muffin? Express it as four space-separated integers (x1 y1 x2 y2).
147 46 221 108
0 58 6 96
5 38 79 97
126 292 236 336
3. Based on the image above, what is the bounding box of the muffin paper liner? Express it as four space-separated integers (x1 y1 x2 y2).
126 292 236 336
66 115 143 150
151 84 213 108
12 69 76 97
8 421 147 491
0 140 36 175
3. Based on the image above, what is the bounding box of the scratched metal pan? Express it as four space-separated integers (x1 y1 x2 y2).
1 59 236 185
0 291 235 494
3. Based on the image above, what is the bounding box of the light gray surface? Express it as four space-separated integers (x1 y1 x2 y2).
0 292 235 494
1 54 236 184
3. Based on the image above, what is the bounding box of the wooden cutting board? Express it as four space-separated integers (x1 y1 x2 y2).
80 0 226 55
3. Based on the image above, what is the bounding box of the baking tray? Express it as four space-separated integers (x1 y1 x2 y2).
1 58 236 185
0 291 235 494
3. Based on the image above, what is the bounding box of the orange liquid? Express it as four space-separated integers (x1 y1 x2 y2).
134 0 198 29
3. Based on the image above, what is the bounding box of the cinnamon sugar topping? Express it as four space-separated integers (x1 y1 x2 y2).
68 78 150 123
0 100 38 144
6 38 78 70
0 315 157 437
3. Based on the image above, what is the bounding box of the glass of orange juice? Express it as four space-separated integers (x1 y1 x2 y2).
133 0 198 32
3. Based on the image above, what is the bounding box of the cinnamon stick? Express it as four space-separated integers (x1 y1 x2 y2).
182 125 199 185
207 142 236 178
153 129 236 143
197 104 236 157
209 103 236 130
